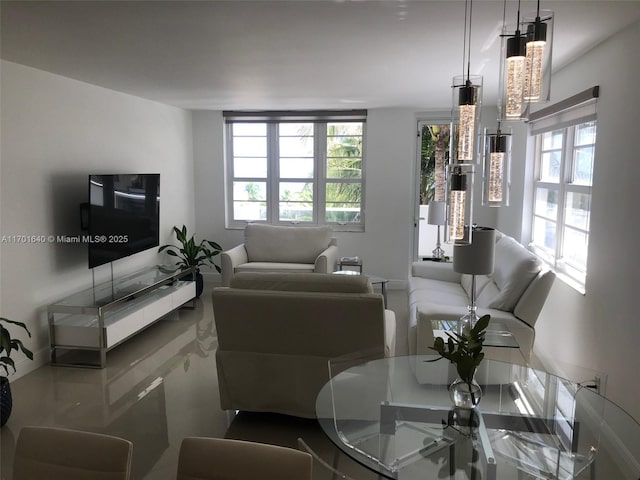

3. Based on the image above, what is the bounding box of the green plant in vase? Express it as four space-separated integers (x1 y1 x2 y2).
159 225 223 297
429 314 490 408
1 317 34 426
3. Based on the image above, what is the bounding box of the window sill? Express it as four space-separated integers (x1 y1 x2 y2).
554 271 586 295
528 245 586 295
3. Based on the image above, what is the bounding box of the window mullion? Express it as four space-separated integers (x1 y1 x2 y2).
268 123 279 223
316 123 327 224
555 129 572 263
225 124 235 226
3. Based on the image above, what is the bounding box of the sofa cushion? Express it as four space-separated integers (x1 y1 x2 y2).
486 236 541 311
244 224 332 263
408 277 469 307
230 272 373 294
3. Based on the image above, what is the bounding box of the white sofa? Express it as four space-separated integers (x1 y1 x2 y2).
220 223 339 286
408 231 555 361
212 272 396 418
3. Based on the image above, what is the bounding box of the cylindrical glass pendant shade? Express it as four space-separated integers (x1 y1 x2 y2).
451 75 483 164
500 29 527 120
523 10 553 104
483 127 511 207
446 164 474 245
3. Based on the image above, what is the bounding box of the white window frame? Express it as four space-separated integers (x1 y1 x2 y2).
224 111 366 232
528 87 599 292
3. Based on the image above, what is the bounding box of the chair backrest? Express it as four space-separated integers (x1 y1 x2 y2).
13 426 133 480
176 437 312 480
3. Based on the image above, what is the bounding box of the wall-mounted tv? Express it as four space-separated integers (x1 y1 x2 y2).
88 174 160 269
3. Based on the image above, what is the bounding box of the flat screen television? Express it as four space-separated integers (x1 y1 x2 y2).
88 174 160 268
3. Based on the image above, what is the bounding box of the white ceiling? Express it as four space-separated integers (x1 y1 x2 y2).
2 0 640 110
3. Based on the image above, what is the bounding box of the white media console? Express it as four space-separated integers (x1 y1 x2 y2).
47 265 196 368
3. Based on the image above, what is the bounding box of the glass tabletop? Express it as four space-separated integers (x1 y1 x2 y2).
316 355 640 480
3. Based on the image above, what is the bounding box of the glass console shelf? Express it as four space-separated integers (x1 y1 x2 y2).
47 265 196 368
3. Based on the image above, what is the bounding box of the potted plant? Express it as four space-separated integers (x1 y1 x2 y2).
159 225 223 297
429 314 490 409
1 317 34 427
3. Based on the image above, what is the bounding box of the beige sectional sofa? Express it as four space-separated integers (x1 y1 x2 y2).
220 223 339 286
408 231 555 361
212 272 396 418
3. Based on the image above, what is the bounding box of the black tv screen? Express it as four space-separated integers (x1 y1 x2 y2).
88 174 160 268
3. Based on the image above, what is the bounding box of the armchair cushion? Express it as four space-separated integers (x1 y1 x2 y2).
245 223 332 263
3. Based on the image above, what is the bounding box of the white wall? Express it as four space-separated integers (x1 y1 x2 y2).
498 21 640 421
0 61 195 378
193 108 419 287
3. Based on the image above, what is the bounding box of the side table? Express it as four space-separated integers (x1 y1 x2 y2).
333 270 388 308
338 256 362 273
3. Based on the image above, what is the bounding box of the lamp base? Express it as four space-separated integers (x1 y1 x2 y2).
431 246 446 260
458 309 480 335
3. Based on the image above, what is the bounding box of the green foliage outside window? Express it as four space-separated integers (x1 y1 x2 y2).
420 124 450 205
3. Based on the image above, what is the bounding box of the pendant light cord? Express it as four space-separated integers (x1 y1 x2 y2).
467 0 473 82
461 0 474 82
462 0 468 80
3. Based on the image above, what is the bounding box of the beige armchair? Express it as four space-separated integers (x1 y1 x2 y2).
221 223 338 286
212 272 396 418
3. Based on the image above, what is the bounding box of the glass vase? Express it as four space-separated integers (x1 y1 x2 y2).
449 376 482 409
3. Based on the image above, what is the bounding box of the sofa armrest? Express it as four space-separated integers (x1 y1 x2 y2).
513 269 556 327
221 244 248 286
384 309 397 357
314 240 338 273
411 261 461 283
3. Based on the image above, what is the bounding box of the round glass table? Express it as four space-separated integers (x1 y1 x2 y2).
316 355 640 480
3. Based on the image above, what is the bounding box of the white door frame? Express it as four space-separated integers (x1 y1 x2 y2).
413 113 452 262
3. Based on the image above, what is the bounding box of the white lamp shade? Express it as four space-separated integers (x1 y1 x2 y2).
453 227 496 275
427 201 447 225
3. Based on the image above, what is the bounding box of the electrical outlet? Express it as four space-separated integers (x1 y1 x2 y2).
593 374 602 394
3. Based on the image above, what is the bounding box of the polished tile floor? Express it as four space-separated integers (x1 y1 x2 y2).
1 281 407 480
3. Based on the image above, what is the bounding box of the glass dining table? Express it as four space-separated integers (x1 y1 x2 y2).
316 355 640 480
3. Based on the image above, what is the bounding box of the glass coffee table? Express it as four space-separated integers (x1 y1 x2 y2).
316 355 639 480
431 319 519 348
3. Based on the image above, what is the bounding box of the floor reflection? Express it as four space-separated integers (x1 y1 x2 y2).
2 283 408 480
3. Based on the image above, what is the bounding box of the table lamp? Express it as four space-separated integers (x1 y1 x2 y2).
427 201 447 260
453 226 496 331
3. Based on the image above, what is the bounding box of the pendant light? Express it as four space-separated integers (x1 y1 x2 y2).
447 0 480 245
503 1 526 118
484 1 513 208
451 0 482 164
482 124 511 207
448 164 474 243
524 0 553 103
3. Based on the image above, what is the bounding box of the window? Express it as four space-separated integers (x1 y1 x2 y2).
528 87 598 290
224 111 366 231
